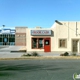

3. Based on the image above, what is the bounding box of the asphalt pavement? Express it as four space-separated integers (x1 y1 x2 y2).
0 59 80 80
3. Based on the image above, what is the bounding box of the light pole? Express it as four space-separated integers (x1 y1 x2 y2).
2 25 5 46
2 25 5 27
2 25 5 30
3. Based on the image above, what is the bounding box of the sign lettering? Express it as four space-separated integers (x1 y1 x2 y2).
31 30 51 35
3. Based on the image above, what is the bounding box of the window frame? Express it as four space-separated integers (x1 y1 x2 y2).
38 38 44 48
32 38 37 49
59 39 67 48
31 37 44 49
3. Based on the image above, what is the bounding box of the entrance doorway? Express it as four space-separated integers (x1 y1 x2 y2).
72 40 79 52
44 38 51 52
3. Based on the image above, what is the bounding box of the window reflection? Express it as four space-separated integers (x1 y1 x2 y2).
38 38 43 48
32 38 37 48
32 38 44 49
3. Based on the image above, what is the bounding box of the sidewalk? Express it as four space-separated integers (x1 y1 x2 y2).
0 46 61 58
0 46 26 58
0 52 60 58
38 52 61 57
0 52 25 58
0 52 80 60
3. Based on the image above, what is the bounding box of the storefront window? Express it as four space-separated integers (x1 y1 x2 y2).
9 37 15 42
10 42 15 45
32 38 44 49
0 35 1 37
0 38 2 42
32 38 37 48
0 42 3 45
38 38 43 48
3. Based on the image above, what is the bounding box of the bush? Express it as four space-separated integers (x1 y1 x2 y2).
23 52 39 57
27 53 32 56
31 52 39 56
23 53 31 56
63 52 69 56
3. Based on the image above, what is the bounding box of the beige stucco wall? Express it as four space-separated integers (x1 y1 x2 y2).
15 27 27 33
52 21 80 53
15 27 27 46
25 21 80 53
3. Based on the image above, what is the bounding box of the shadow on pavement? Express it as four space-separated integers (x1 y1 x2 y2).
0 63 66 72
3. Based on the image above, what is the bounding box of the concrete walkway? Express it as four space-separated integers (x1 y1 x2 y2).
38 52 61 57
0 46 62 58
0 46 26 58
0 52 25 58
0 52 61 58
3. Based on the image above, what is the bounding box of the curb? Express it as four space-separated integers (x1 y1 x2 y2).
0 56 80 60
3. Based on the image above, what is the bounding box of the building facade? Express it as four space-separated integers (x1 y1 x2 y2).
15 27 26 46
51 21 80 54
0 28 15 45
1 21 80 54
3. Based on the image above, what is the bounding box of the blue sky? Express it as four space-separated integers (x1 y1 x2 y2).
0 0 80 28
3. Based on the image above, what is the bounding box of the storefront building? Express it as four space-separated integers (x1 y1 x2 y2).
26 21 80 54
1 21 80 54
15 27 26 46
50 21 80 54
26 26 55 53
0 29 15 45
